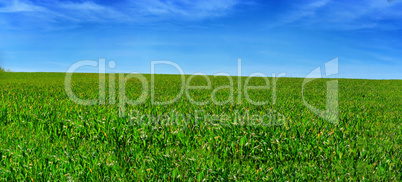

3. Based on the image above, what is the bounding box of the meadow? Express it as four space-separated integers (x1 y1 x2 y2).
0 72 401 181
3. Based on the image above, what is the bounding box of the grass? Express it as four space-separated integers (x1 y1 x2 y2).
0 72 401 181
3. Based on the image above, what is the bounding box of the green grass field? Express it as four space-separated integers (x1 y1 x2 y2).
0 72 401 181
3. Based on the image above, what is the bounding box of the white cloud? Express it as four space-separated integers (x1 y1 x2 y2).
0 0 242 30
59 1 106 11
269 0 402 30
268 0 331 28
132 0 240 19
324 0 402 30
306 0 330 9
54 1 133 23
0 0 136 30
369 53 400 65
0 0 45 13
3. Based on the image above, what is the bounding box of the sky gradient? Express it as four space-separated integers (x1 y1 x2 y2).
0 0 401 79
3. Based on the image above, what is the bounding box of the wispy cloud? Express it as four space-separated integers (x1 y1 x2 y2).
268 0 331 27
59 1 105 11
269 0 402 30
0 0 45 13
0 0 134 30
54 1 133 23
368 53 401 65
0 0 242 30
132 0 240 19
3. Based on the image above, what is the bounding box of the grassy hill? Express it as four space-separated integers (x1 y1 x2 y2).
0 72 401 181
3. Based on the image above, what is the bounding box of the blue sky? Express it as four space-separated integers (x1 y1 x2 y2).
0 0 401 79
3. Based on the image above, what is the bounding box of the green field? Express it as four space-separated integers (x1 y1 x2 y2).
0 72 401 181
